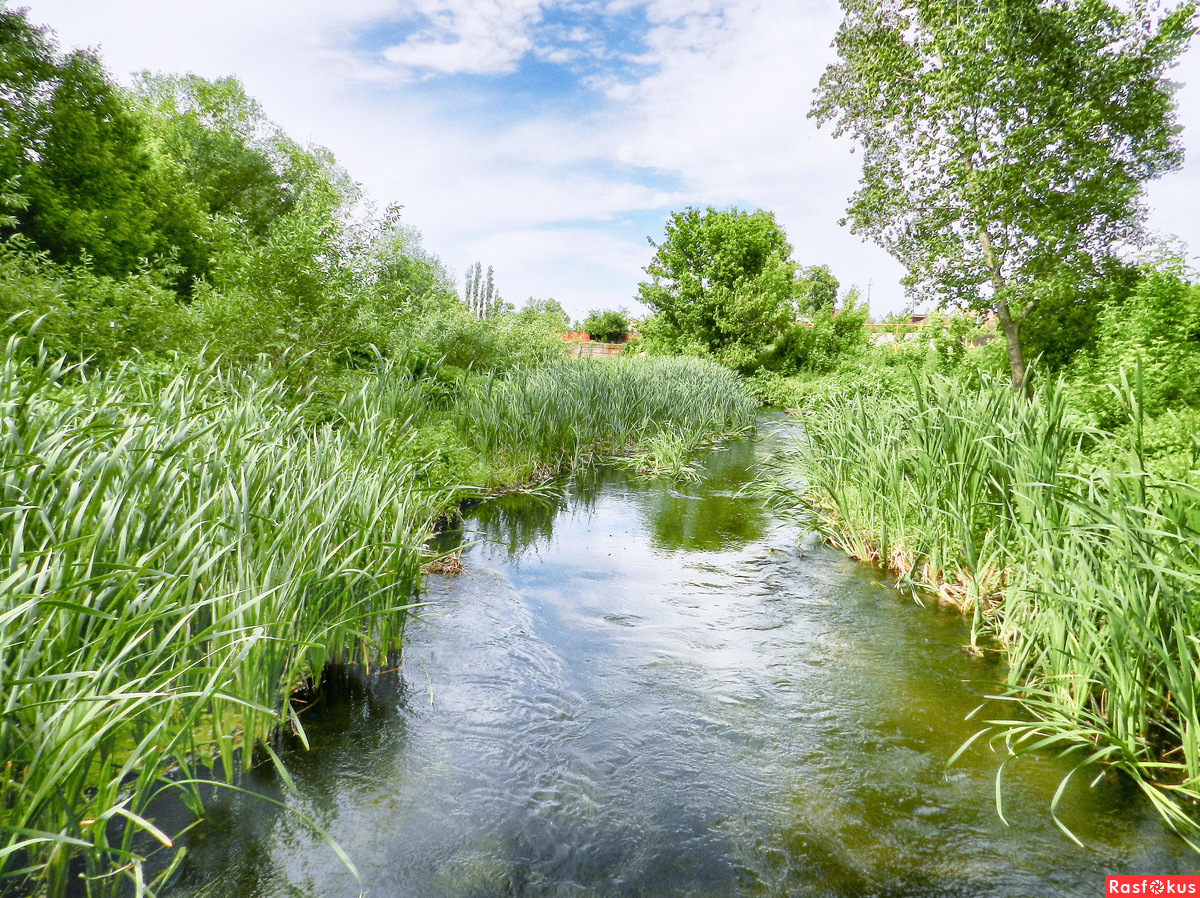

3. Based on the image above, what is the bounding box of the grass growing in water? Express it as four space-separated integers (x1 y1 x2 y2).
0 343 440 897
1 347 754 896
458 357 756 482
773 368 1200 847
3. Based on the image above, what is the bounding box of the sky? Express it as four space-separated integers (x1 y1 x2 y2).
15 0 1200 321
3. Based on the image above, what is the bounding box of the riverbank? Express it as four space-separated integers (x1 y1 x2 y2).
0 345 754 897
768 365 1200 848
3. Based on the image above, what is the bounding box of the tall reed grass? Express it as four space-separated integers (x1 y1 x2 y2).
458 357 756 481
774 368 1200 846
1 347 754 895
1 342 440 897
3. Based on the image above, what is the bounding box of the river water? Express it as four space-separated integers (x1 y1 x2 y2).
166 420 1198 897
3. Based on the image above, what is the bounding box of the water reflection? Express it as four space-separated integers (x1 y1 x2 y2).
463 433 771 562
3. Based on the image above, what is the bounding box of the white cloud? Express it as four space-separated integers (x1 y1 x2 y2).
382 0 544 75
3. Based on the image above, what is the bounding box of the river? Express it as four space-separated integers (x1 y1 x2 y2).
164 418 1198 896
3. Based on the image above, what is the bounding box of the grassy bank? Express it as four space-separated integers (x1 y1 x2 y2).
771 367 1200 845
1 345 753 897
1 344 439 897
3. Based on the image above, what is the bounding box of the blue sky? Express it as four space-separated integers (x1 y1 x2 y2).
18 0 1200 320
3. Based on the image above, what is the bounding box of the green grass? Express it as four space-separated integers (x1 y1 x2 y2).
456 356 756 483
1 343 440 897
1 346 754 896
773 366 1200 847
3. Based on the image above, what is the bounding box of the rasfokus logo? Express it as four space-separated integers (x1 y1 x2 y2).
1106 876 1200 894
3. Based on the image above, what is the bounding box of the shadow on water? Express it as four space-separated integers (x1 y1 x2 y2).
162 417 1200 897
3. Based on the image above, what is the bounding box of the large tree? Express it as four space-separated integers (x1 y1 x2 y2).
811 0 1195 390
134 73 300 238
0 8 209 286
637 206 800 365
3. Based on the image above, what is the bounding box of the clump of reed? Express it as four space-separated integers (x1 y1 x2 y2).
776 367 1200 846
458 356 756 481
1 341 440 897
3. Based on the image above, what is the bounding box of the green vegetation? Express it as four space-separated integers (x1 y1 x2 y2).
636 206 804 368
5 0 1200 880
0 343 752 895
777 0 1200 849
580 309 630 343
764 263 1200 845
461 357 754 479
463 262 505 320
0 343 436 896
795 264 840 316
811 0 1195 389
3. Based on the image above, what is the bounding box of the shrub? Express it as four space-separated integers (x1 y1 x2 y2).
581 309 630 343
1069 266 1200 426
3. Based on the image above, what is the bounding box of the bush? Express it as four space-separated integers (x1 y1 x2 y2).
581 309 629 343
766 301 869 374
0 240 190 367
1069 266 1200 426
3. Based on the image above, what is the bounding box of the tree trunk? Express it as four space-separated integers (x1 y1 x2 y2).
994 297 1027 394
969 210 1027 394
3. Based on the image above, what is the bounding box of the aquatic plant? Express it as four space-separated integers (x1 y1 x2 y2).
0 342 437 896
776 367 1200 847
458 356 756 480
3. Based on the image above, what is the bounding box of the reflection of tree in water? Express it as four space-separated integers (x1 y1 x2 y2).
468 489 571 561
639 488 767 552
638 437 768 552
449 425 785 561
461 435 775 559
464 468 643 561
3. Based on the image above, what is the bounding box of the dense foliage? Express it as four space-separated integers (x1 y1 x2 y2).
773 363 1200 846
581 308 630 343
811 0 1196 388
637 206 802 367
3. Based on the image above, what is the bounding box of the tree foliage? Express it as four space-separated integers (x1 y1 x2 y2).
637 206 800 366
0 6 574 384
0 9 209 284
768 297 870 374
1071 264 1200 425
796 264 840 315
582 309 629 343
811 0 1196 389
134 72 300 238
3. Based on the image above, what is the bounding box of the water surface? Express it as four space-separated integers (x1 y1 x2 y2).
167 421 1199 896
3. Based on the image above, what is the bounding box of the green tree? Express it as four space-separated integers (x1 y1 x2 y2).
1019 259 1141 371
0 10 56 192
0 9 209 287
796 264 840 315
811 0 1195 390
464 262 503 319
368 220 457 307
582 309 630 343
637 206 799 366
518 297 570 332
134 73 299 237
769 292 869 373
